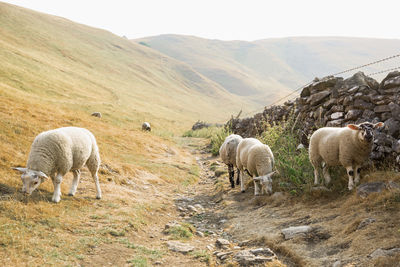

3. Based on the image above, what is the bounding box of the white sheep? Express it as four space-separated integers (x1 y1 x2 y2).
142 122 151 131
236 138 275 195
219 134 243 188
309 121 384 190
13 127 102 203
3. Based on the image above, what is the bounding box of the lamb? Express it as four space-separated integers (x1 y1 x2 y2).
142 122 151 131
309 121 384 190
236 138 275 195
12 127 102 203
219 134 243 188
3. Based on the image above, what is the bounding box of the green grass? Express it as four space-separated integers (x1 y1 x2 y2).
163 222 195 240
191 250 211 264
257 115 314 195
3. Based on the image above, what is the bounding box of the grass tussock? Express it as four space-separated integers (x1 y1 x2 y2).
163 222 196 240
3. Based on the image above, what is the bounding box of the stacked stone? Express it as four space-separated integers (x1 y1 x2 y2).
228 71 400 163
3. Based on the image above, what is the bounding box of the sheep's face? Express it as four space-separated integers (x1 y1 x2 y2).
348 122 384 143
254 171 275 195
12 167 48 195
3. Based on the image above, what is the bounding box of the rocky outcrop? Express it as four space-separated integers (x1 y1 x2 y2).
228 71 400 164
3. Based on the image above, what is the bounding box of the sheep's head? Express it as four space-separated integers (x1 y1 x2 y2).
12 167 48 195
347 122 384 143
253 171 276 195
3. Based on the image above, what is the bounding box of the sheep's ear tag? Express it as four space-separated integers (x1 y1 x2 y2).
347 124 359 130
374 122 384 129
12 167 27 173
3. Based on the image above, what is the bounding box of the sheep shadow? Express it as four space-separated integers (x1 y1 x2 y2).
0 183 53 203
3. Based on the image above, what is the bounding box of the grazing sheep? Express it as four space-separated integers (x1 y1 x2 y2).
236 138 275 195
91 112 102 118
309 121 384 190
13 127 102 203
142 122 151 131
219 134 243 188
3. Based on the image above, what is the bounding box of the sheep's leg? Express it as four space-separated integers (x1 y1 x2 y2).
354 165 361 185
52 173 63 203
240 170 245 193
254 180 260 196
346 166 355 190
68 170 81 196
91 171 102 199
87 157 102 199
228 164 234 188
235 168 240 186
322 164 331 185
311 161 320 185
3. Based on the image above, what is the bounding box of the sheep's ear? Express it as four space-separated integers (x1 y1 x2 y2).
253 177 261 181
12 167 27 173
35 171 48 180
373 122 384 129
347 124 359 130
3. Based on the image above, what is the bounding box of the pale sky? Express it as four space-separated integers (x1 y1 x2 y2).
2 0 400 41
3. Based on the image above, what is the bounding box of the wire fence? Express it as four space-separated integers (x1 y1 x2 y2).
237 52 400 120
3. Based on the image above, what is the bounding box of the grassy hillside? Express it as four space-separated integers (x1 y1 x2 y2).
136 35 400 103
0 3 249 265
0 3 252 131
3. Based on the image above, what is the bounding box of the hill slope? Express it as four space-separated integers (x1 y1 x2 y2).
0 2 252 129
136 35 400 104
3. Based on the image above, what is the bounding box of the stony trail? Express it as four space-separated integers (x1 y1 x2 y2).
85 137 399 266
157 137 400 267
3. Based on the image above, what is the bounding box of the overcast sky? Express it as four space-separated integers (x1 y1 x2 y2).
2 0 400 41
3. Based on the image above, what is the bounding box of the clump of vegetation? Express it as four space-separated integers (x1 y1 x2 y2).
258 115 314 195
191 250 211 264
163 222 196 240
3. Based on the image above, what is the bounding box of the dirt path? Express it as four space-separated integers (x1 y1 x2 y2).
77 137 400 267
154 137 400 267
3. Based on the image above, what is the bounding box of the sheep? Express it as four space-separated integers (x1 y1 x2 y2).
309 121 384 190
236 138 275 195
91 112 102 118
142 122 151 131
219 134 243 188
12 127 102 203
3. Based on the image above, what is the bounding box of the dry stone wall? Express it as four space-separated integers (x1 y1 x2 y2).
228 71 400 163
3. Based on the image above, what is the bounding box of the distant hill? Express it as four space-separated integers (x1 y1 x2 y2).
0 2 253 128
135 35 400 105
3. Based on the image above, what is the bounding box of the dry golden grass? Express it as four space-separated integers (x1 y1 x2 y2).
0 3 231 265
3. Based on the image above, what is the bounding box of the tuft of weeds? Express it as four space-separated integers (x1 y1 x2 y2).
191 250 211 264
259 115 314 195
164 222 195 240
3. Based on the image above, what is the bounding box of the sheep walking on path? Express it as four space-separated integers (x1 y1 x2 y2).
309 122 384 190
236 138 275 195
219 134 243 188
13 127 102 203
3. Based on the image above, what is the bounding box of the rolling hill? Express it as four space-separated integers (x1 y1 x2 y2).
0 2 253 130
136 35 400 105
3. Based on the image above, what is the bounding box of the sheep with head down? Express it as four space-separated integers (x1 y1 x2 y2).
13 127 102 203
219 134 243 188
236 138 275 195
309 121 384 190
